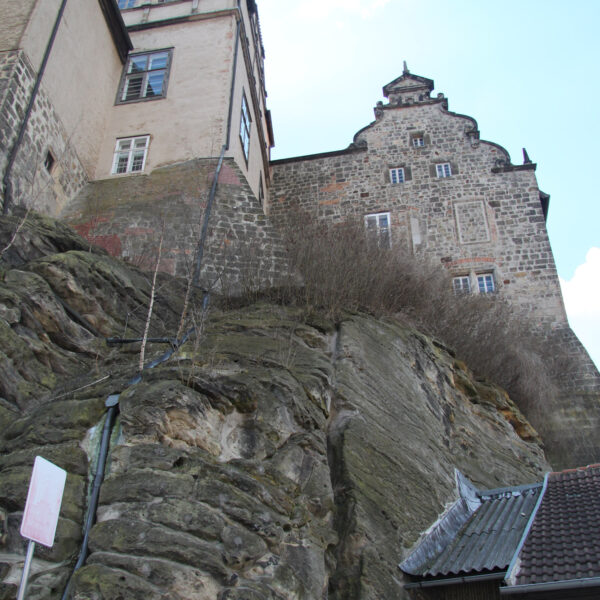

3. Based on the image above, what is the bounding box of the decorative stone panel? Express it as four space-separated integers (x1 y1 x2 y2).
455 200 490 244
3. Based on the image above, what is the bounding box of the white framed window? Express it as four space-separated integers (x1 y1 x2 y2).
436 163 452 178
240 93 251 161
117 50 172 104
112 135 150 174
412 136 425 148
364 212 391 248
389 168 405 184
118 0 137 7
477 273 495 293
453 276 471 295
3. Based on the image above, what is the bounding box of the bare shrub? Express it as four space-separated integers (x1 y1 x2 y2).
229 211 572 438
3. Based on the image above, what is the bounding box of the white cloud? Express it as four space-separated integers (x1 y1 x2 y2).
560 247 600 369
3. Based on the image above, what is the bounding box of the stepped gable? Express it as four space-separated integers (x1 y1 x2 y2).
382 62 436 106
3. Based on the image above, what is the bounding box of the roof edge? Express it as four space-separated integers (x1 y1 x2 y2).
500 576 600 595
270 144 367 166
504 472 549 586
98 0 132 63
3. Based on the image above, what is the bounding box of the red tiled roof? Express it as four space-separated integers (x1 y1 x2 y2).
512 464 600 586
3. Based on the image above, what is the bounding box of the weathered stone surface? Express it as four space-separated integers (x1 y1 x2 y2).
0 213 553 599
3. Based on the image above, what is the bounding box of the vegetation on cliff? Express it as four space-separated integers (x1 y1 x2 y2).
0 210 555 599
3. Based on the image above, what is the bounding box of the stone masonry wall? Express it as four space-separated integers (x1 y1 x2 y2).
0 50 88 215
62 158 290 294
270 98 600 407
271 100 566 329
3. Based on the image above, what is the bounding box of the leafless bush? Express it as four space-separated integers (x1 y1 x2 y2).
228 211 572 435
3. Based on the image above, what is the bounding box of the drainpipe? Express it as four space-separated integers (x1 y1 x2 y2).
2 0 69 214
191 5 241 287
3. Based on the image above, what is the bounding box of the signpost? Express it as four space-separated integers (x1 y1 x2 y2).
17 456 67 600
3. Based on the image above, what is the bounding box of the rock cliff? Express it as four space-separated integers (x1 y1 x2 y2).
0 211 549 599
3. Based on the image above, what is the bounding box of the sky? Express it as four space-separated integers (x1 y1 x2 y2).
257 0 600 368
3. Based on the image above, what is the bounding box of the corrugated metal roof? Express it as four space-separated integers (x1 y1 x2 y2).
400 477 542 579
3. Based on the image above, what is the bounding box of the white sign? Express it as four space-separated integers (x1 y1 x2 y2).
20 456 67 547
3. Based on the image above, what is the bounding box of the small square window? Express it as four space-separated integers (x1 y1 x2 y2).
240 93 251 161
412 137 425 148
117 50 172 104
364 212 391 248
477 274 495 293
436 163 452 178
389 168 405 184
112 135 150 174
44 151 55 173
453 276 471 295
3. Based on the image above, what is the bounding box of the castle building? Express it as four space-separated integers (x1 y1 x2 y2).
0 1 598 461
1 0 271 214
270 66 560 328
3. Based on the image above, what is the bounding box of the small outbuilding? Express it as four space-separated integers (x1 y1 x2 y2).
400 464 600 599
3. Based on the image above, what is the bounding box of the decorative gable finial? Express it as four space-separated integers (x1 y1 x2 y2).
522 148 532 164
403 60 409 75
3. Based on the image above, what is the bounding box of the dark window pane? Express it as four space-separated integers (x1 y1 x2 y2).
145 72 165 97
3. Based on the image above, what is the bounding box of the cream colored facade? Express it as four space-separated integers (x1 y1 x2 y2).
100 0 272 200
19 0 124 177
0 0 271 212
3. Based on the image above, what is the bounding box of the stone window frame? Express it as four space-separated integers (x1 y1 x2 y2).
452 275 471 295
409 131 430 148
364 212 391 248
436 163 452 178
389 167 405 184
111 135 150 175
452 271 497 295
477 272 495 293
116 48 173 105
239 91 252 162
386 165 412 184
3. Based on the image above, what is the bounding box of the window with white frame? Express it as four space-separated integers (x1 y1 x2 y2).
240 93 251 161
117 50 172 104
412 136 425 148
453 276 471 295
436 163 452 178
118 0 137 8
389 168 405 184
477 273 495 293
112 136 150 174
364 212 391 247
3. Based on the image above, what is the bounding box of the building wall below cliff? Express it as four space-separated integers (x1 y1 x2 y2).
62 158 290 293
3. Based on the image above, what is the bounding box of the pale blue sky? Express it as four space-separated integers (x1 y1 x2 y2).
258 0 600 367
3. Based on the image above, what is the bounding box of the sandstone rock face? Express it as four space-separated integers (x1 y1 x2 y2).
0 213 549 599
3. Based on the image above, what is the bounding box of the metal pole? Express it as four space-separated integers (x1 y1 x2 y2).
16 540 35 600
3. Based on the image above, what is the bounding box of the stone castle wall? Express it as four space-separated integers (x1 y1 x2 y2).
62 157 290 294
0 50 88 215
270 100 567 329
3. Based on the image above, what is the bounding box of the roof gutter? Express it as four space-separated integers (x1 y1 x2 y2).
405 572 506 590
500 577 600 595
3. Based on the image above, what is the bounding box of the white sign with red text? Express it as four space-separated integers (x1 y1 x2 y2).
20 456 66 547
